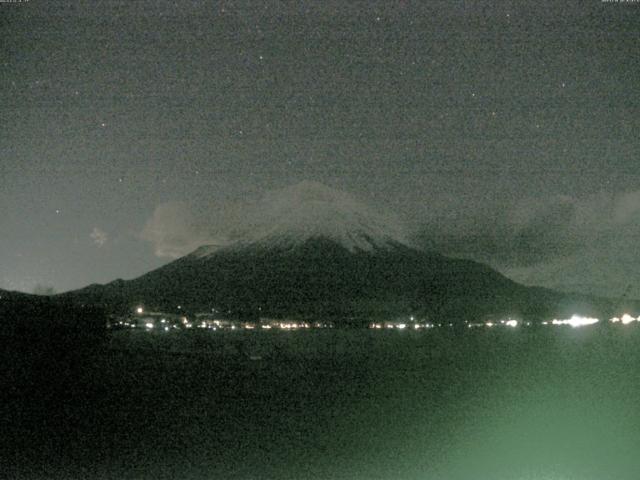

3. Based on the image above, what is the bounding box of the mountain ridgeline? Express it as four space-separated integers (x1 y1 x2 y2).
62 242 620 324
59 182 623 324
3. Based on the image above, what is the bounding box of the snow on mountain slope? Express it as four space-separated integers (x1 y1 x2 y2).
193 181 411 257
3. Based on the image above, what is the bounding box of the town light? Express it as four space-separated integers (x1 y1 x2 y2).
621 314 636 325
551 315 599 328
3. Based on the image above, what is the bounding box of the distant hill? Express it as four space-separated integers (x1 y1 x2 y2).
0 288 106 345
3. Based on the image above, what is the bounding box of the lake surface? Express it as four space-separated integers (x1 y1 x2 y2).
5 325 640 479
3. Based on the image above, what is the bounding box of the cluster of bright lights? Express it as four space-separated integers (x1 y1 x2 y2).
195 319 226 330
610 314 640 325
369 320 434 330
550 315 599 328
127 318 335 332
279 322 311 330
188 317 334 331
119 305 640 334
112 320 135 328
467 319 520 329
370 320 526 330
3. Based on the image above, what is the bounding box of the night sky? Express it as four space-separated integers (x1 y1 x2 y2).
2 1 639 296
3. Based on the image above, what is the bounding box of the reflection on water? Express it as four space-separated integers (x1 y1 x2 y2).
5 326 640 479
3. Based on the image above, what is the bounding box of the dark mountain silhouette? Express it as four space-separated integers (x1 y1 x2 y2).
58 238 617 324
47 182 625 324
0 288 106 352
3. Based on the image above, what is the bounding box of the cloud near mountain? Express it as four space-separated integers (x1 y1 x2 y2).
139 201 223 259
418 190 640 298
141 182 409 258
139 182 640 299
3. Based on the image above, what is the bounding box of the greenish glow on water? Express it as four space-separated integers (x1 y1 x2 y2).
7 326 640 479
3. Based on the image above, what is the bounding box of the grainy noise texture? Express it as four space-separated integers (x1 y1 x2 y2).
1 0 639 297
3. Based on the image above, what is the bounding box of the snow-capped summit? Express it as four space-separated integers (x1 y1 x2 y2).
193 181 410 256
